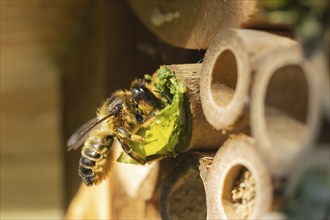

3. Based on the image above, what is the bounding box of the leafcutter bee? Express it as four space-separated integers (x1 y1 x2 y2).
67 78 164 186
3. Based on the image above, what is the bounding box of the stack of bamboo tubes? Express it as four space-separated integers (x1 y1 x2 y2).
66 1 329 219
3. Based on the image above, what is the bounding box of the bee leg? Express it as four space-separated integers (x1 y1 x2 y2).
144 154 162 162
135 108 144 123
116 127 144 142
145 153 177 163
118 138 172 164
118 139 147 165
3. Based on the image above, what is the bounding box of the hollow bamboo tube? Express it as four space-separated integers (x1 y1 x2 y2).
250 47 322 177
167 64 229 150
128 1 256 49
160 153 213 219
66 179 112 219
309 50 330 121
114 146 160 200
259 212 286 220
200 29 297 130
206 134 273 220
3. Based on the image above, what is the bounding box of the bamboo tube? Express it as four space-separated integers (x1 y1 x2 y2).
259 212 286 220
206 134 273 220
66 179 112 219
113 142 161 200
128 1 256 49
200 29 297 130
108 165 161 219
309 50 330 121
250 47 322 177
65 164 161 220
167 64 229 150
160 153 213 219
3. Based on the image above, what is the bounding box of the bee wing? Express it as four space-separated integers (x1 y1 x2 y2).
67 116 110 151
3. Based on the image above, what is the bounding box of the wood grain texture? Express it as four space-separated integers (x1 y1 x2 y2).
128 0 256 49
167 64 228 151
160 153 213 220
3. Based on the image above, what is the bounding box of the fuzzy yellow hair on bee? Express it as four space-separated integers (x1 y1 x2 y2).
67 78 162 186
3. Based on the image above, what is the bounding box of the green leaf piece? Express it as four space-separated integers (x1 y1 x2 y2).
117 66 190 164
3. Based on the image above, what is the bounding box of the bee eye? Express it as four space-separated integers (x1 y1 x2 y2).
131 86 161 108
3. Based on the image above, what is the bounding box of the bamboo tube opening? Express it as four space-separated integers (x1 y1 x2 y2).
264 65 309 147
200 39 251 130
167 64 228 150
251 48 322 177
206 134 272 220
222 165 256 220
211 49 238 107
201 29 296 130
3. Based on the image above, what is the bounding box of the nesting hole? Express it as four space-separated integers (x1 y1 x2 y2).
265 65 308 149
211 49 238 107
222 165 256 220
167 172 207 219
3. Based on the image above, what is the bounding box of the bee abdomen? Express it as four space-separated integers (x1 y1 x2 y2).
84 148 101 159
80 156 96 167
79 135 114 186
79 166 94 186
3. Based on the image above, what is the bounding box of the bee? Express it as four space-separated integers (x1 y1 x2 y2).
67 78 164 186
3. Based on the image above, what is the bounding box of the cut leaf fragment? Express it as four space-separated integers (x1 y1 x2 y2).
117 66 191 164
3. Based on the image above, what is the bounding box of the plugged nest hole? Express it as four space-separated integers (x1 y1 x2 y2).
211 49 238 107
222 165 256 219
167 172 206 219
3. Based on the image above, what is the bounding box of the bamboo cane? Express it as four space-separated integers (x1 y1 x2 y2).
128 0 256 49
206 134 273 220
160 153 213 219
167 64 230 150
250 47 322 177
200 29 296 130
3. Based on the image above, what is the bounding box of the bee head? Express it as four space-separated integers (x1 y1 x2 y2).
131 79 162 109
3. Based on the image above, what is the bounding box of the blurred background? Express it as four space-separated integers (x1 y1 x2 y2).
1 1 72 218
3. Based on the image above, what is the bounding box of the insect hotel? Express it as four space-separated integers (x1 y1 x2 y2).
2 1 328 219
62 1 329 219
16 0 324 219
